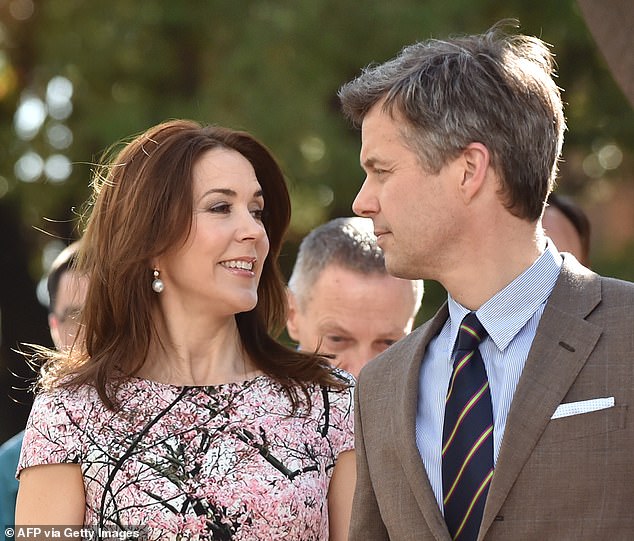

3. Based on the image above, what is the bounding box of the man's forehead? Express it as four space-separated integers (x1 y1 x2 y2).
55 273 88 303
361 111 407 154
309 267 416 314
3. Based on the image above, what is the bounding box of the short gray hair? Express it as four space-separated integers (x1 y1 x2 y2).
338 21 566 221
288 217 423 314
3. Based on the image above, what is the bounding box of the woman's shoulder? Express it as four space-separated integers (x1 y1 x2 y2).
32 379 102 420
36 378 97 403
33 375 159 415
314 368 355 452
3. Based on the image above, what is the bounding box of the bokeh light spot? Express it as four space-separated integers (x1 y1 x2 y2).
15 151 44 182
44 154 72 183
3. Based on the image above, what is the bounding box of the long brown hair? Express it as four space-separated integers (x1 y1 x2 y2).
41 120 346 410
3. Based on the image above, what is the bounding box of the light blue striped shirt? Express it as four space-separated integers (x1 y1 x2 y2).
415 242 562 510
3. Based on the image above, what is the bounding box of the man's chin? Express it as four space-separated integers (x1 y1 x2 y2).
386 259 422 281
385 259 407 279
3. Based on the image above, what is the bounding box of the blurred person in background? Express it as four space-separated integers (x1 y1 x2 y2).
542 192 591 266
16 120 355 539
0 239 86 526
287 216 423 377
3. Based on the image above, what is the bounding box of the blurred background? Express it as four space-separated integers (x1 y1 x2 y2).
0 0 632 440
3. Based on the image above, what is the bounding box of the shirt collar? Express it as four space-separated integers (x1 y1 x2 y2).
447 242 562 352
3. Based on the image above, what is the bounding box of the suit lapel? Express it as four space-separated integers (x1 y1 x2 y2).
480 257 603 537
394 303 453 541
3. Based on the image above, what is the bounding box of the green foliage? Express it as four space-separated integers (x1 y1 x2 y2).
1 0 633 284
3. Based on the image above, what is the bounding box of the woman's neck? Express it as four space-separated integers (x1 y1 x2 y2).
139 313 260 386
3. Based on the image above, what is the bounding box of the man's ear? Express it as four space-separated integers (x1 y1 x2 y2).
285 288 301 341
459 142 490 204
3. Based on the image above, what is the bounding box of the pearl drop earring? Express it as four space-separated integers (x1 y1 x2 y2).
152 269 164 293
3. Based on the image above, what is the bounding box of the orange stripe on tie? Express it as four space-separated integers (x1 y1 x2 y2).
443 425 493 505
442 381 490 456
453 468 494 540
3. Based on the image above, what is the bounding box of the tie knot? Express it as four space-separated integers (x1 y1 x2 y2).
456 312 488 351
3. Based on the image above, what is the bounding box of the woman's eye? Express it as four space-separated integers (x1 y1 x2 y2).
209 203 231 214
251 208 264 221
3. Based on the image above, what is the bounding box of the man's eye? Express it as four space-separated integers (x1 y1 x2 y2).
324 336 351 349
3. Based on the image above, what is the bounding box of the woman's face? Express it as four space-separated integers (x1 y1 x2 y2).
157 147 270 318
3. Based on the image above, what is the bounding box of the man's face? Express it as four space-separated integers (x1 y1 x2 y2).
287 264 417 377
49 270 89 350
352 102 463 281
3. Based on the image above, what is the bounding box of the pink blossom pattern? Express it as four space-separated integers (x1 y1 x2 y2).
18 373 354 540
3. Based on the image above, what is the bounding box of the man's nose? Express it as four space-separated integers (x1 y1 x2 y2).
352 178 378 217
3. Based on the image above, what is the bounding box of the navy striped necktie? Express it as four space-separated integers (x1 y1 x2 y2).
442 312 494 541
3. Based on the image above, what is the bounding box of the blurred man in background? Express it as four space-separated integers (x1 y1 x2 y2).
287 217 423 377
542 192 592 266
0 240 87 525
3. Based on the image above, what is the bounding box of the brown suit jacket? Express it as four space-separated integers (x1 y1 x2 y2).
350 255 634 540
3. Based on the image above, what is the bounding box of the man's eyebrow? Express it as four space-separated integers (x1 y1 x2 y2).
361 156 389 170
318 323 351 335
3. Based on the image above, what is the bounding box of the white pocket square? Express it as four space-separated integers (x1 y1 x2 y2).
551 397 615 419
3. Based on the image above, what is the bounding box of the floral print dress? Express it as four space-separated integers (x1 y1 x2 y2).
18 374 355 540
